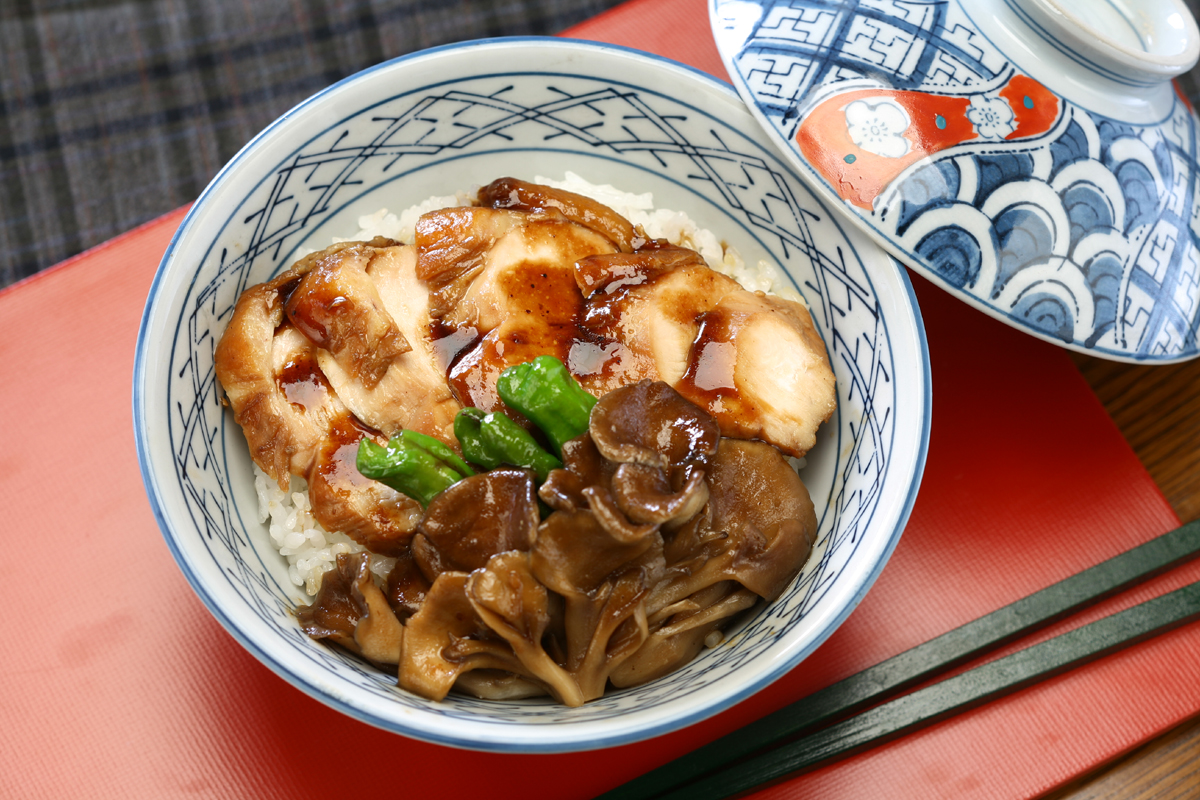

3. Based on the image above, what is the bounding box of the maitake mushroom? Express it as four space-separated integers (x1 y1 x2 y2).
297 552 404 666
297 379 818 705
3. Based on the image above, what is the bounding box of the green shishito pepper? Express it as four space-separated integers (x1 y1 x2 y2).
356 429 475 507
454 407 562 481
496 355 597 455
355 356 591 503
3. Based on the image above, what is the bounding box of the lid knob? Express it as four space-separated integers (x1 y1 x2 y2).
1012 0 1200 84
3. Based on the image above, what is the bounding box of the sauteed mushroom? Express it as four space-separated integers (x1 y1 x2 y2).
537 433 614 513
383 550 431 623
669 437 818 602
297 552 404 665
398 572 537 702
298 380 818 703
588 379 719 471
466 551 584 707
411 468 539 579
610 462 709 527
530 510 660 702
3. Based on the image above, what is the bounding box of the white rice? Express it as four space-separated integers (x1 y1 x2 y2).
254 467 395 596
272 173 800 595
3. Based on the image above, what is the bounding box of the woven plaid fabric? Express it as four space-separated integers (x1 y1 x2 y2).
0 0 629 289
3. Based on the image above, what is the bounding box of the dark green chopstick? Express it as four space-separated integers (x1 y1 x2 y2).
598 519 1200 800
651 579 1200 800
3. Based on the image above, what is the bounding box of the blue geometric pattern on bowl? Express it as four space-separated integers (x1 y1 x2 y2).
136 39 929 752
711 0 1200 362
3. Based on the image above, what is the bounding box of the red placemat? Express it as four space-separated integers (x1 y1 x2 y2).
3 2 1199 798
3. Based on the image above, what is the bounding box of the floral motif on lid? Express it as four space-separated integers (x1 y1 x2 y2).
796 75 1058 210
966 95 1016 140
845 99 912 158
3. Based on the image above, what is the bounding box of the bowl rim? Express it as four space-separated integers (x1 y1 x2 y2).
133 35 932 752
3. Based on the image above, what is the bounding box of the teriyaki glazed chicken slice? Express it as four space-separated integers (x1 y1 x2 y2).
214 177 838 705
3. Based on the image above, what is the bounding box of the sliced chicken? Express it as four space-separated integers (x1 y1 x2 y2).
305 415 422 557
215 265 346 488
440 216 618 412
573 245 743 394
479 177 638 252
676 291 836 457
216 244 425 549
316 244 461 444
415 206 528 318
442 215 616 332
284 238 409 390
575 245 835 456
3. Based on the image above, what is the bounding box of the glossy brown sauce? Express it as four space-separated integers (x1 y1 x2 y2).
432 237 737 409
684 316 737 392
277 346 331 412
284 260 342 349
677 309 758 437
317 414 379 493
429 320 481 374
566 339 627 377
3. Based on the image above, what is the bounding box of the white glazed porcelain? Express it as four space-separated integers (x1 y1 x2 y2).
711 0 1200 362
133 38 929 752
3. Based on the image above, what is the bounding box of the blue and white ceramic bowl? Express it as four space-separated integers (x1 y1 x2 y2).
712 0 1200 363
133 38 929 752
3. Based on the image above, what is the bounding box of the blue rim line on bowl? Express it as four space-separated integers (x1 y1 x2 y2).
134 36 931 752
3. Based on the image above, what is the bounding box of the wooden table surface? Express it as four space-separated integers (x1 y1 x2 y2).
1044 354 1200 800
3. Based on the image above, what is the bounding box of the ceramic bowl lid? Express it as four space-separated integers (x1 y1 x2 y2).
711 0 1200 362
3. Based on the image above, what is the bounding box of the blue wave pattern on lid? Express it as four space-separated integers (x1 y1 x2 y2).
718 0 1200 360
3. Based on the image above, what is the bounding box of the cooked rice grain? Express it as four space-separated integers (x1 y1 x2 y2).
254 465 395 595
